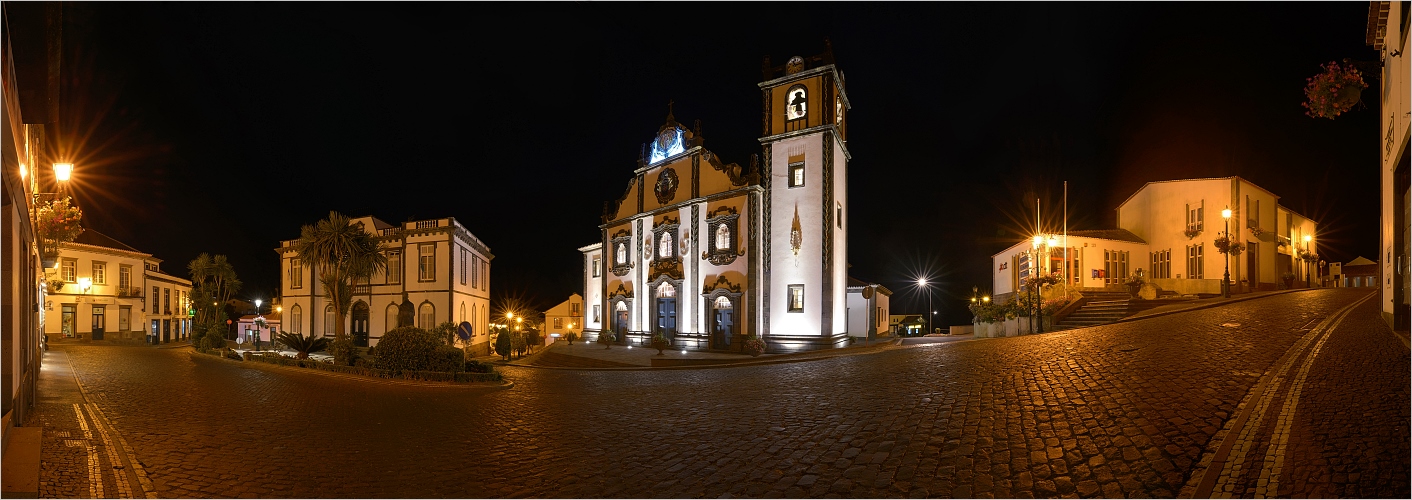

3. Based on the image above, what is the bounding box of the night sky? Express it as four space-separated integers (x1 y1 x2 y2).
50 2 1381 326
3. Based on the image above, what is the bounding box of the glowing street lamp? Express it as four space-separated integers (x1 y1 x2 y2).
1222 207 1232 298
1303 234 1313 287
917 278 932 336
52 163 74 182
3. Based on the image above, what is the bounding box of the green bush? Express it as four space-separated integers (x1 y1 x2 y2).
329 338 356 366
275 331 329 359
375 326 441 374
427 345 465 373
494 332 512 360
464 360 495 373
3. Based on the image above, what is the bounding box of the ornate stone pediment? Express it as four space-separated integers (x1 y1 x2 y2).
609 282 634 300
649 259 684 282
704 152 761 187
702 275 744 295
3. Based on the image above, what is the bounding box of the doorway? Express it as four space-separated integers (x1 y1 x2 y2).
62 304 76 338
91 305 106 341
351 302 370 347
1247 241 1259 292
655 281 677 340
711 295 735 350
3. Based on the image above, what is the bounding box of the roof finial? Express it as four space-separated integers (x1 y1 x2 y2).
666 99 675 122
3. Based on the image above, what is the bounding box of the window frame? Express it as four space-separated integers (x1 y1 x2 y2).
788 284 805 313
62 259 77 283
788 162 806 188
418 244 436 282
92 261 107 285
290 258 304 289
386 251 401 285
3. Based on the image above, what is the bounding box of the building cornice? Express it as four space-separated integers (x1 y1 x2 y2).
757 124 852 160
58 242 153 261
601 186 762 228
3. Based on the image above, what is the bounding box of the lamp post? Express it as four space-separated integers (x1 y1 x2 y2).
1303 234 1312 288
254 299 263 350
1222 207 1232 298
917 278 932 336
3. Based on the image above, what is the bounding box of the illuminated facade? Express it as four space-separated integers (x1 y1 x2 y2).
992 177 1319 298
277 216 493 351
1367 2 1410 329
581 43 866 352
42 230 193 344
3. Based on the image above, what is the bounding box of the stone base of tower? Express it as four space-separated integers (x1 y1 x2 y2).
763 332 851 353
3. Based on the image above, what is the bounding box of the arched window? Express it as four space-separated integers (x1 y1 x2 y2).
460 302 467 323
659 232 672 258
324 305 335 335
385 304 399 332
786 84 807 120
290 305 303 334
418 302 435 329
714 296 732 309
716 224 731 250
657 281 676 298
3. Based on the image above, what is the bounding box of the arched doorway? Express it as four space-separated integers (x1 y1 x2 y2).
711 295 735 350
654 281 677 340
614 301 629 341
351 302 370 347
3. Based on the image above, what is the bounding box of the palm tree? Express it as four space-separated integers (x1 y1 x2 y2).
187 253 241 325
276 331 329 360
292 211 387 342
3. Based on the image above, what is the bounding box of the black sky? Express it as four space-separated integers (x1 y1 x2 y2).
49 2 1381 326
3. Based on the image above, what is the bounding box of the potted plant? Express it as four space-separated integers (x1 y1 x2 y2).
1125 269 1145 299
650 333 671 355
742 334 766 357
565 332 578 346
47 279 64 293
1183 227 1201 239
597 331 616 349
1303 60 1367 120
34 197 84 267
1281 271 1296 289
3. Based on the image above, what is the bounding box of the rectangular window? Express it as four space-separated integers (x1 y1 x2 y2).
290 258 303 288
93 262 107 285
482 261 488 290
62 259 77 282
1187 245 1206 279
386 252 401 284
164 288 171 314
119 265 132 293
788 284 805 312
419 244 436 281
788 162 805 188
553 318 563 329
152 286 160 310
592 256 601 278
571 302 581 316
836 202 843 229
592 304 601 324
460 249 467 286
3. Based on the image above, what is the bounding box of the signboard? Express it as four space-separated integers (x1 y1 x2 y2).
456 321 473 341
1092 269 1105 279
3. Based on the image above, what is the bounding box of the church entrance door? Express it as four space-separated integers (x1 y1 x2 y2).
614 309 629 341
657 298 676 339
710 295 735 350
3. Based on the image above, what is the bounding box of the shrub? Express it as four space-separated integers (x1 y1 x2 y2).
201 333 228 350
375 326 441 373
430 321 457 345
464 360 495 373
427 345 465 373
275 331 330 359
329 338 357 366
565 332 578 345
494 332 512 360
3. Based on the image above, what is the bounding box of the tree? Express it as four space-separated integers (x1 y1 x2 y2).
292 211 387 342
188 253 241 328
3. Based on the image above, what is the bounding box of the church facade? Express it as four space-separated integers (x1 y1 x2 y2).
580 45 856 353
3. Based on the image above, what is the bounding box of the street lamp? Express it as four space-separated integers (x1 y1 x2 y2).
917 278 932 336
1303 234 1313 287
1222 207 1232 298
52 163 73 182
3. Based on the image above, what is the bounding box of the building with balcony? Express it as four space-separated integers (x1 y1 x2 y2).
42 229 192 343
992 177 1319 298
276 216 493 352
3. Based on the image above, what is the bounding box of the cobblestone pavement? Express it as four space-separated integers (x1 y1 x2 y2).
28 288 1408 498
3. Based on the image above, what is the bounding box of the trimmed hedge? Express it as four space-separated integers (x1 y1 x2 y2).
376 326 443 373
247 353 501 383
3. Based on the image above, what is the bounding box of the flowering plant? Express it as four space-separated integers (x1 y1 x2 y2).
1041 296 1073 316
1297 249 1319 262
1183 228 1201 239
35 197 84 249
1303 60 1366 119
1125 269 1145 288
1023 272 1061 288
597 331 616 345
742 334 766 355
1214 234 1245 256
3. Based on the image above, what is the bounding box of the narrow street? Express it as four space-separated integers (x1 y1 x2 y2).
29 289 1408 498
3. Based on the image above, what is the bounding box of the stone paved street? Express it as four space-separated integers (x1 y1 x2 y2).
27 288 1409 498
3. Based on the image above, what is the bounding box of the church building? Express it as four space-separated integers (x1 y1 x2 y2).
580 43 857 353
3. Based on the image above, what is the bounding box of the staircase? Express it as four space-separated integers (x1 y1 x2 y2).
1053 292 1134 330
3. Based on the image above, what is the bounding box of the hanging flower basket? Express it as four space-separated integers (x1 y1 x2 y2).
1303 60 1367 120
1183 228 1201 239
1214 234 1245 256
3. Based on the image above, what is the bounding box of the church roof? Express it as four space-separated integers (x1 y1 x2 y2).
1065 229 1147 244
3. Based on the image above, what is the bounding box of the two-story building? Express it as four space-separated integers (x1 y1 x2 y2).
1367 1 1410 330
276 216 493 352
541 293 584 345
992 177 1319 298
43 229 192 343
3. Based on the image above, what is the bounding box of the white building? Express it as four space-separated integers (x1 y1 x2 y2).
580 43 878 353
846 278 891 340
43 229 193 343
992 177 1319 297
541 293 584 345
1368 2 1410 330
277 216 493 352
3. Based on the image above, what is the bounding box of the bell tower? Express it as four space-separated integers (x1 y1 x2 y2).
758 41 852 351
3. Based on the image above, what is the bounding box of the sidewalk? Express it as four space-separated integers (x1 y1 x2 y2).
1119 288 1315 322
479 335 907 369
